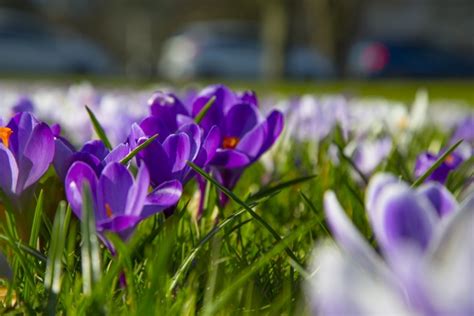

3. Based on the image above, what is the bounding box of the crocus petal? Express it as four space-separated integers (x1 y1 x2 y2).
239 90 258 107
124 164 150 217
142 179 183 218
65 161 99 219
0 144 19 195
224 103 261 138
97 215 141 234
103 143 130 164
195 125 220 167
162 132 191 174
148 91 188 132
81 140 109 161
139 116 174 143
18 122 54 191
366 173 400 218
261 110 284 153
372 183 437 254
324 191 382 271
417 182 458 218
137 139 172 186
425 195 474 315
7 112 36 159
97 162 134 221
211 149 251 168
177 123 202 162
53 136 75 181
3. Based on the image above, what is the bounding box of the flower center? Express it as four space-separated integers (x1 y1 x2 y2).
222 136 239 149
445 154 455 166
0 127 12 148
105 203 113 218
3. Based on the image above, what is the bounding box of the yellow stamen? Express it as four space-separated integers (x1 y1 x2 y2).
0 127 12 148
105 203 113 218
222 136 239 149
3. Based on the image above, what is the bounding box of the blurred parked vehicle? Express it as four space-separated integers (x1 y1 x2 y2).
159 21 335 80
0 9 116 75
347 39 474 78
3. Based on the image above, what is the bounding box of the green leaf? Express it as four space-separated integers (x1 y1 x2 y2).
247 174 317 202
194 96 216 124
85 105 113 150
80 183 102 295
411 139 463 187
187 161 306 272
120 133 159 165
29 190 44 250
45 201 68 315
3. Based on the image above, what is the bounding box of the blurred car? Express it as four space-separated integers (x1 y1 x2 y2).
0 9 116 75
347 39 474 78
158 21 335 80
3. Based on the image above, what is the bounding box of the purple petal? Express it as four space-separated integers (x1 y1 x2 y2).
366 173 400 218
372 183 437 253
103 143 130 164
65 161 99 219
80 140 109 161
177 123 202 162
238 90 258 107
97 162 134 221
137 139 172 186
162 132 191 174
224 103 261 138
124 164 150 217
417 182 458 218
53 136 75 181
7 112 36 160
18 122 54 191
211 149 250 168
142 180 183 218
195 125 220 167
148 91 188 131
0 145 19 195
139 116 174 143
324 191 381 270
97 215 141 235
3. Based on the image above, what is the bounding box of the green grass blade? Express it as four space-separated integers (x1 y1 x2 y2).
187 162 306 272
85 105 113 150
120 133 159 165
45 201 68 315
29 190 44 250
411 139 463 187
334 142 368 185
247 175 317 202
194 96 216 123
80 183 102 295
168 209 247 294
202 217 319 316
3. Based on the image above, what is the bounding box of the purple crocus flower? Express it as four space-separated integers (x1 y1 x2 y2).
0 112 54 197
414 150 464 184
53 134 129 181
129 121 220 187
65 161 182 242
306 173 472 316
193 85 284 203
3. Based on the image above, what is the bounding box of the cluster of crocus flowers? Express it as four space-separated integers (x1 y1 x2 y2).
307 173 473 315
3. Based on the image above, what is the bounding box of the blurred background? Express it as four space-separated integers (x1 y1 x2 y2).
0 0 473 81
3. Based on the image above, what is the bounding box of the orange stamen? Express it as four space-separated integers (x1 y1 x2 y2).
105 203 113 218
445 154 455 165
222 136 239 149
0 127 12 148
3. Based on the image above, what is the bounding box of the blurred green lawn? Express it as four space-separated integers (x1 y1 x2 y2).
2 75 473 105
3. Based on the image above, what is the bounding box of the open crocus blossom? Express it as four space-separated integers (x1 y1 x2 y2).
131 121 220 187
193 85 284 204
53 134 130 181
65 161 182 242
414 150 464 184
306 173 473 315
0 112 54 197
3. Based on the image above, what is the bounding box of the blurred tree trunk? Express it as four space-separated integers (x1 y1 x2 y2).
304 0 365 77
261 0 289 80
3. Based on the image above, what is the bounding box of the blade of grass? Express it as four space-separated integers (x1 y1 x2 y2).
202 217 319 316
187 162 306 272
333 142 368 185
85 105 113 150
28 190 44 250
411 139 463 187
194 96 216 124
80 183 102 295
247 175 317 202
120 133 159 165
45 201 68 315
